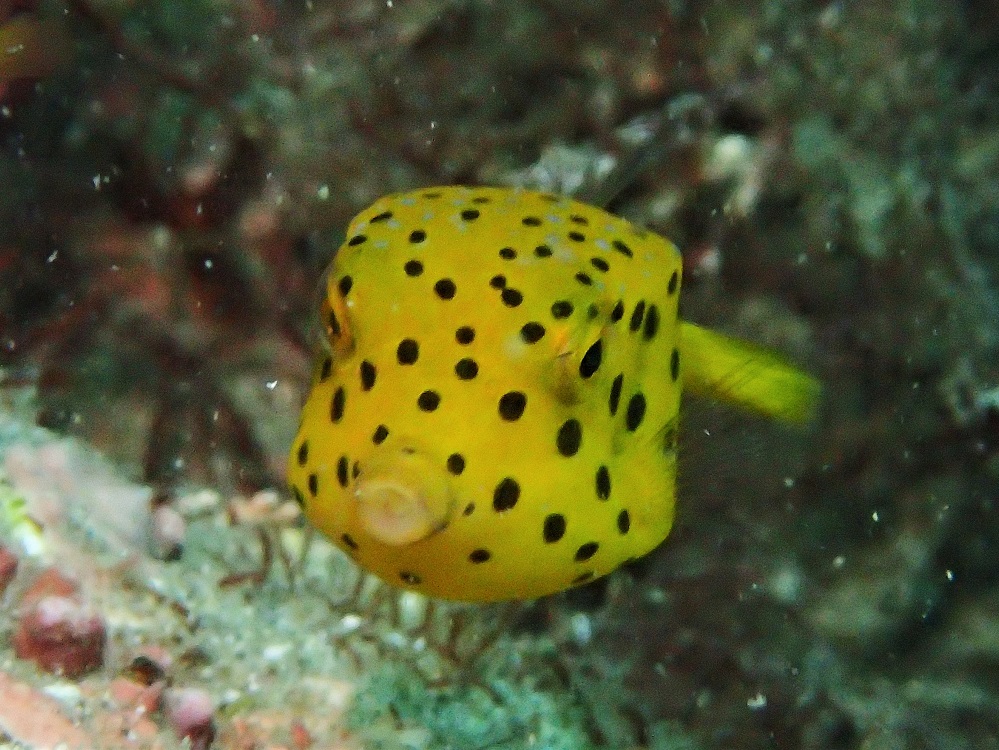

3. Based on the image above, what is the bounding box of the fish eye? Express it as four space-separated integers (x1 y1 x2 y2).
311 260 354 358
313 299 334 355
310 265 335 355
579 339 603 378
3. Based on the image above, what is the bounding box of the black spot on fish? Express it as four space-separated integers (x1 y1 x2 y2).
543 514 566 543
557 419 582 456
493 478 521 511
499 392 527 421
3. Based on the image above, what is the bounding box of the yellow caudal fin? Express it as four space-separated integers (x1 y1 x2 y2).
678 320 821 425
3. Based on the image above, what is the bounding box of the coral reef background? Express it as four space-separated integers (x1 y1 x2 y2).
1 0 997 748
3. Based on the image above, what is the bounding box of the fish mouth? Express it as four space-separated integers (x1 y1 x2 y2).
352 444 456 546
354 477 451 546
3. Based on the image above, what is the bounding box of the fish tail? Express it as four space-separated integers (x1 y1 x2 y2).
678 320 821 425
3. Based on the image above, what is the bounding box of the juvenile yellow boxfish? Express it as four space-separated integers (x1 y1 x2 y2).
288 186 819 602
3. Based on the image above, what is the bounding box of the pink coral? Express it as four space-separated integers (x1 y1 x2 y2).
165 687 216 750
0 671 93 748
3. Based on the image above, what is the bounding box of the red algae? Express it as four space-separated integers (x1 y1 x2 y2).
13 593 106 677
0 545 16 596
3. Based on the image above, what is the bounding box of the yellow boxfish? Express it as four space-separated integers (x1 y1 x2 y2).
288 186 819 602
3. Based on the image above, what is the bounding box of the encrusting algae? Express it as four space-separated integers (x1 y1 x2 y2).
287 186 820 602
